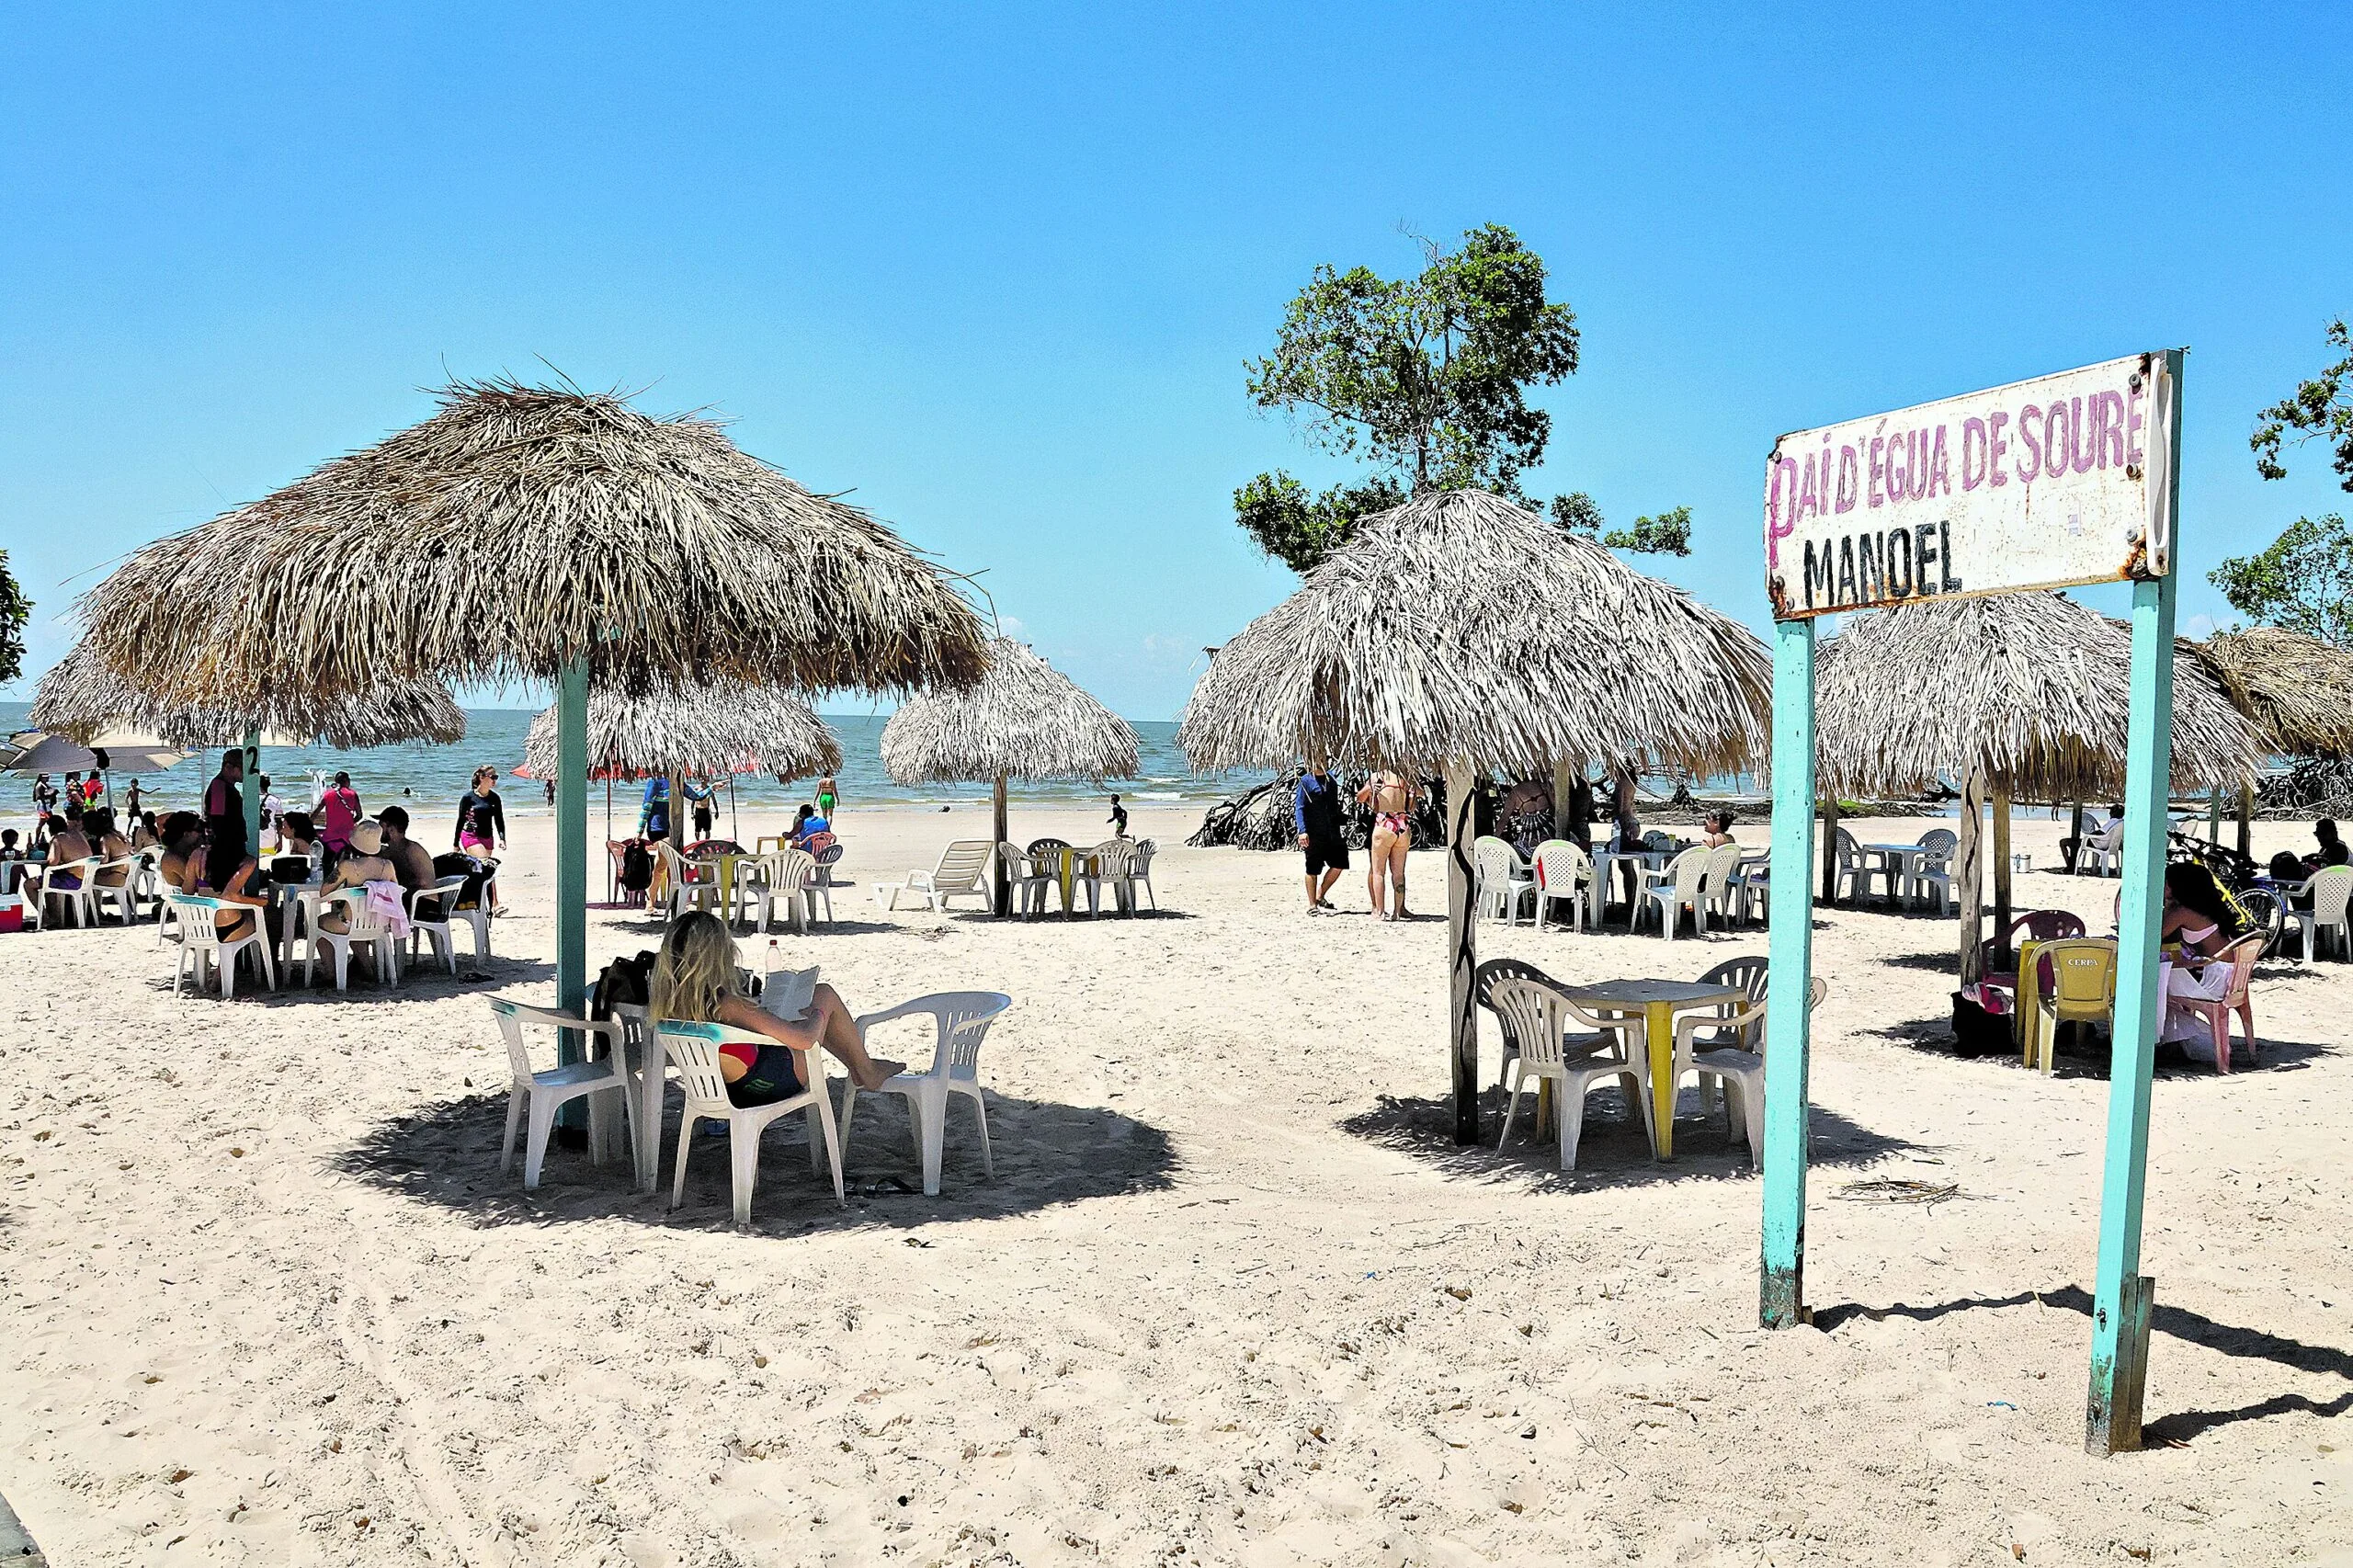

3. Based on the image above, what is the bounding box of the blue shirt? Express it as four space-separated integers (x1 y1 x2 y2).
640 778 670 835
1294 773 1340 836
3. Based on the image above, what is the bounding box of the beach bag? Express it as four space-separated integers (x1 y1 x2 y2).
433 852 496 910
591 949 660 1020
1949 988 2010 1057
620 843 654 892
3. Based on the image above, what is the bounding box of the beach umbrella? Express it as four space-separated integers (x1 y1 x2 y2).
1813 591 2264 974
30 642 466 837
2182 626 2353 855
74 378 985 1011
1178 488 1772 1142
522 678 843 851
881 637 1142 914
5 731 188 778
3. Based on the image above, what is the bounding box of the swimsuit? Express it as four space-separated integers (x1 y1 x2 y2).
1376 812 1411 836
719 1039 803 1107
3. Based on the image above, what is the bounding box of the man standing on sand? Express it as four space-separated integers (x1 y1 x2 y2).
1294 765 1347 913
1358 769 1417 921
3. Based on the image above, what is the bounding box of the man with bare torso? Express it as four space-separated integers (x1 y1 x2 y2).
1357 770 1417 921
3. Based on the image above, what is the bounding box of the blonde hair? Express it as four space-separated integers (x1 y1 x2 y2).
649 911 742 1023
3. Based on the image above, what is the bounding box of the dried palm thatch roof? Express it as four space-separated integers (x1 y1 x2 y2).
2184 625 2353 759
523 679 842 782
74 379 987 706
1815 591 2263 800
29 642 465 750
1177 489 1772 778
880 638 1140 784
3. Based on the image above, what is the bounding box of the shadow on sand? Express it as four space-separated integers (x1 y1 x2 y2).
1338 1083 1915 1190
1813 1285 2353 1441
330 1085 1177 1234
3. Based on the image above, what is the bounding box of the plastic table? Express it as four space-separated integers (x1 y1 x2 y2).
1554 977 1748 1157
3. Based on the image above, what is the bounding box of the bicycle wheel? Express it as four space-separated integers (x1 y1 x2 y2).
2237 885 2287 958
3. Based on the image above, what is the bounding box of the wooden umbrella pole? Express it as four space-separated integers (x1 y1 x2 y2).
1445 760 1479 1145
1819 796 1841 903
1957 768 1987 982
1992 786 2014 943
1552 760 1574 843
2236 781 2253 861
730 775 739 845
992 775 1011 916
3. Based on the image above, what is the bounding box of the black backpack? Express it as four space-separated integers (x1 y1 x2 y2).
591 949 660 1019
620 842 654 892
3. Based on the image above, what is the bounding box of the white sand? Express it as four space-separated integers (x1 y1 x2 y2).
2 803 2348 1564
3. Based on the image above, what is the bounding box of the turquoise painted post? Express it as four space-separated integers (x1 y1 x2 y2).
556 658 590 1051
242 727 263 852
2086 349 2183 1453
1760 615 1817 1328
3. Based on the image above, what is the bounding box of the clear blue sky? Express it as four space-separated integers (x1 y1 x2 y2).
5 4 2347 719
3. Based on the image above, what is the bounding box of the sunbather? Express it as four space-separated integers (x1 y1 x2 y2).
648 911 903 1106
314 821 400 936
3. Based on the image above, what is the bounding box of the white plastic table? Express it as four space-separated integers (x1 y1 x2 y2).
1590 847 1671 920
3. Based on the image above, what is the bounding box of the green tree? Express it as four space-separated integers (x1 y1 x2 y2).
1236 225 1693 573
0 550 28 687
1550 494 1693 557
2209 513 2353 645
2251 317 2353 490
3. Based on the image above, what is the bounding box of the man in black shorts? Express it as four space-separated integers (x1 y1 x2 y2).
1295 765 1348 913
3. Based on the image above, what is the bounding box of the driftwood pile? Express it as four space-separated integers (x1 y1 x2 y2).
1188 769 1449 851
2257 756 2353 820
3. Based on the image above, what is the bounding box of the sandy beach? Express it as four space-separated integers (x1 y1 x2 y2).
2 801 2347 1564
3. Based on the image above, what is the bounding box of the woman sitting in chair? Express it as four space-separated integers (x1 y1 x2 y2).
161 813 267 941
2156 861 2245 1047
648 912 902 1106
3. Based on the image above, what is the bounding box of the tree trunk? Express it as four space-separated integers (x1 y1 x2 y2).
1958 769 1987 982
1552 761 1574 843
1446 760 1479 1146
1819 797 1841 903
992 775 1011 917
2236 782 2254 861
1992 787 2013 945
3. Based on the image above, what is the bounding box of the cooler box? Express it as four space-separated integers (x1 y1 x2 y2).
0 892 25 933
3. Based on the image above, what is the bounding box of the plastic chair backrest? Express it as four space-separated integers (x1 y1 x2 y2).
654 1018 776 1108
1531 840 1589 892
1705 842 1745 897
1026 836 1072 858
1697 955 1770 1006
2311 865 2353 925
1486 977 1570 1070
2040 939 2117 1012
1473 957 1561 1058
2010 909 2086 944
1836 827 1861 865
330 884 395 938
488 996 603 1082
868 992 1013 1076
1667 846 1710 901
1916 828 1959 859
938 840 995 888
813 842 846 872
1091 840 1136 875
167 891 228 951
2214 933 2264 1006
1132 840 1155 871
996 842 1034 878
1473 836 1516 891
773 847 817 891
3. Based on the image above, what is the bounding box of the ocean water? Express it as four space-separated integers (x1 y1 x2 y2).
1 704 1267 818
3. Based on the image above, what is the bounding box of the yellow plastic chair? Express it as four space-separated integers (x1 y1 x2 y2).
2029 938 2117 1074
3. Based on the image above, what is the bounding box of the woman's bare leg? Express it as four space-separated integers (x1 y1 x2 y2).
805 984 904 1090
1387 830 1411 918
1367 830 1393 917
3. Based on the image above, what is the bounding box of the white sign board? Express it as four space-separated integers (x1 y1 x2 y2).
1763 350 2177 620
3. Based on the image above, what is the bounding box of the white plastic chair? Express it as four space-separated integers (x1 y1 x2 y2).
1125 838 1158 911
1473 836 1536 926
406 875 470 974
90 858 144 926
1634 846 1711 939
1670 977 1827 1169
1488 976 1650 1171
307 887 404 990
750 849 819 935
36 856 102 928
1084 839 1139 915
805 842 846 924
656 1018 845 1223
1829 827 1877 902
1730 854 1770 923
1703 843 1746 929
2077 818 2126 877
838 992 1014 1196
1530 840 1594 933
874 839 995 914
1906 828 1959 912
490 998 637 1191
167 892 278 1000
996 842 1055 917
2287 865 2353 962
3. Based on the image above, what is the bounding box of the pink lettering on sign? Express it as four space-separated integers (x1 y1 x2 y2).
1961 417 1988 490
2017 403 2042 484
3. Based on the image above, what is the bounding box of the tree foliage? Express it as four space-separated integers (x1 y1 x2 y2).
0 550 28 687
2251 318 2353 490
1235 225 1693 573
1550 494 1692 557
2209 513 2353 646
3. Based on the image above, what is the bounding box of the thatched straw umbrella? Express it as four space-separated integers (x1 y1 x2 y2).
2184 626 2353 855
881 637 1141 914
31 641 465 838
1814 591 2264 973
73 379 985 1012
522 678 843 845
1179 488 1772 1143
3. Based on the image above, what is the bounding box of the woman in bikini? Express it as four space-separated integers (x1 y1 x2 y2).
648 912 904 1104
2156 860 2245 1051
1357 770 1417 921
